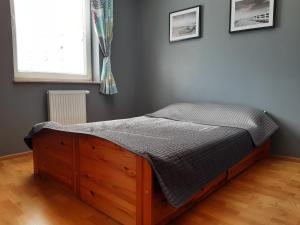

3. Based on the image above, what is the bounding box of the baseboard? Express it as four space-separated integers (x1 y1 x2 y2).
0 151 32 161
271 155 300 163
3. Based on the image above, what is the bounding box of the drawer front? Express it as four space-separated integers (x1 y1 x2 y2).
80 186 136 225
39 155 73 187
36 131 73 156
35 131 74 188
78 137 138 225
79 136 137 177
79 156 136 204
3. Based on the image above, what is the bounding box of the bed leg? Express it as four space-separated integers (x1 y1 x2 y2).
136 157 154 225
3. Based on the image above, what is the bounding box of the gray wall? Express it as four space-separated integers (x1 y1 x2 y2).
136 0 300 157
1 0 300 158
0 0 139 156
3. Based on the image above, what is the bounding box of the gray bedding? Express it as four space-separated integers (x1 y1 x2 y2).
24 102 278 208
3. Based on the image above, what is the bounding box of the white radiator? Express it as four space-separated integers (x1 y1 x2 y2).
47 90 90 125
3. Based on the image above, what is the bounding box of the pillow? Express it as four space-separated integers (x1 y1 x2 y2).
147 102 279 146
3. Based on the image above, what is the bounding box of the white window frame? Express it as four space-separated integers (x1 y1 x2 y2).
10 0 94 83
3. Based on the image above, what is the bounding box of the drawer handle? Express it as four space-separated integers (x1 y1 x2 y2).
60 141 65 146
90 190 95 197
92 146 96 150
161 198 168 204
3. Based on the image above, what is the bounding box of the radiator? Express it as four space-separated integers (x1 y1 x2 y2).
47 90 90 125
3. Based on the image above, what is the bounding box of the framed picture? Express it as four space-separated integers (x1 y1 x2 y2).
169 6 201 42
230 0 276 33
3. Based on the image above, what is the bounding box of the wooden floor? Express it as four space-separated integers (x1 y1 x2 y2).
0 154 300 225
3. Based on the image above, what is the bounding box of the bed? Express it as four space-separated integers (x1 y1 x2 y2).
25 102 279 225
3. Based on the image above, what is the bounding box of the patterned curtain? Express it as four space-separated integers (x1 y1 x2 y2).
91 0 118 95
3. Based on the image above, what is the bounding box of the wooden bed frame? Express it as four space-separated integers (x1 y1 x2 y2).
32 129 270 225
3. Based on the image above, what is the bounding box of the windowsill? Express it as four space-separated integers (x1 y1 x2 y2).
14 78 101 85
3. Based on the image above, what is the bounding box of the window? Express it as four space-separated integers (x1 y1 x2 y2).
10 0 92 82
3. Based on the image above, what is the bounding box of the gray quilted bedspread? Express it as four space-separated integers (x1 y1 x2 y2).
25 103 278 208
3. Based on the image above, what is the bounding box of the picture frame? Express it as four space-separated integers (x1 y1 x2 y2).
169 6 201 43
229 0 276 33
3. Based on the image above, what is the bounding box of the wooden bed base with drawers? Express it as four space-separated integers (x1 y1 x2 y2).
32 129 270 225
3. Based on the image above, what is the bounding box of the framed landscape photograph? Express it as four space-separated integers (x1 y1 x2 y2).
230 0 276 33
169 6 201 42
